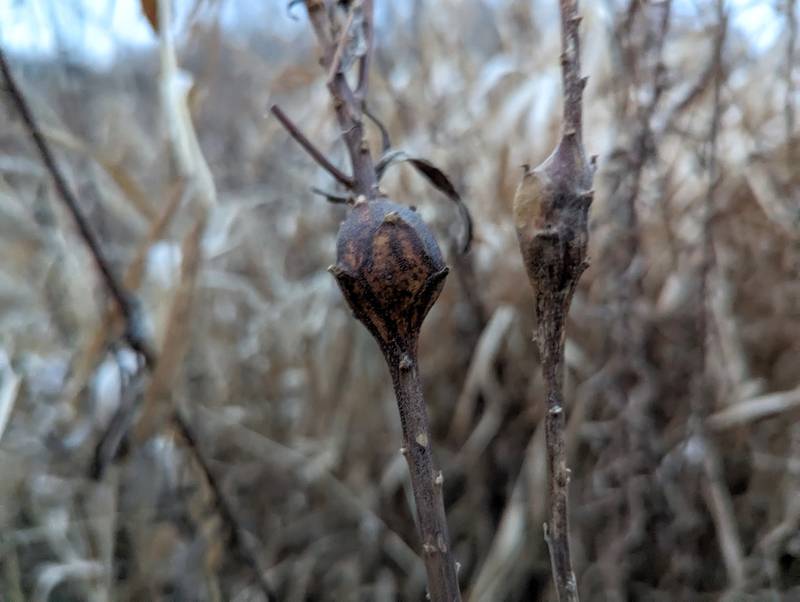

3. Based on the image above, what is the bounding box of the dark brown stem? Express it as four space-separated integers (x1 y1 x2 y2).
304 0 377 198
270 104 355 189
389 349 461 602
0 46 276 602
172 409 277 599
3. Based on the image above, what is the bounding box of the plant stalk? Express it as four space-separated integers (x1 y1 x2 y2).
537 298 579 602
388 348 461 602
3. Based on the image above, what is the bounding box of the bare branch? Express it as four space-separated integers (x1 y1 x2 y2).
271 104 355 188
304 0 377 197
692 1 745 592
0 48 155 366
0 46 276 602
514 2 595 601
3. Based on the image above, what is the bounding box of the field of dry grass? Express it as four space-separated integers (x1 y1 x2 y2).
1 1 799 600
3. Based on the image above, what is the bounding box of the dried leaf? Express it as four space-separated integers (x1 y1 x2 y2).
141 0 159 33
412 158 474 252
364 104 392 154
376 150 474 253
310 186 351 204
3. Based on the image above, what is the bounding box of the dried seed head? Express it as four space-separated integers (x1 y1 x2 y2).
513 134 593 296
331 199 448 359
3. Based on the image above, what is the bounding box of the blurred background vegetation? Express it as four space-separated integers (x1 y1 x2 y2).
0 0 799 600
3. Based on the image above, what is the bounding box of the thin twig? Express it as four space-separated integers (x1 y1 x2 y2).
391 354 462 602
786 0 797 167
694 1 745 591
0 47 277 602
326 3 358 84
270 104 355 188
355 0 374 101
559 0 587 142
305 0 377 197
0 49 154 366
172 408 276 599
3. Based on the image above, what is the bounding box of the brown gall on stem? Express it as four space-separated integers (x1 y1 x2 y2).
513 133 593 303
512 3 594 600
330 198 449 362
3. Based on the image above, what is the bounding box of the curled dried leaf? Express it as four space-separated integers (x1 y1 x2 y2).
376 151 473 253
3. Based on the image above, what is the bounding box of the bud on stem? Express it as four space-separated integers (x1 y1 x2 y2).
331 198 461 601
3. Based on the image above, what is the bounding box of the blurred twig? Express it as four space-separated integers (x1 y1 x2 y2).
270 104 355 188
303 0 377 198
0 46 276 602
786 0 797 167
693 1 746 591
0 48 154 366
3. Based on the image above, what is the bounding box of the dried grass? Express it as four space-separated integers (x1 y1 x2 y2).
0 1 799 600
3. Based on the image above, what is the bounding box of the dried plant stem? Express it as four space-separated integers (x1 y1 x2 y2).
559 0 586 142
270 105 355 188
544 3 590 602
389 351 460 602
538 288 580 602
513 1 592 600
0 47 276 602
294 2 460 598
694 1 745 591
304 0 377 198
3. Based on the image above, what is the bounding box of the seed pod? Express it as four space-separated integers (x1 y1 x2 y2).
513 134 593 297
329 198 448 359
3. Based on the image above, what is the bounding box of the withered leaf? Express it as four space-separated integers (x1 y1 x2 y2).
141 0 158 33
376 151 473 253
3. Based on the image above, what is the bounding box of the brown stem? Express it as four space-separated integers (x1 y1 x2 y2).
271 104 355 189
513 1 592 599
537 299 579 602
0 46 276 602
559 0 586 143
172 409 277 599
388 349 461 602
300 4 459 598
694 2 744 591
304 0 377 198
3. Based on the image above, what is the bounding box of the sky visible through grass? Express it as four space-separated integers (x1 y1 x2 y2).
0 0 788 69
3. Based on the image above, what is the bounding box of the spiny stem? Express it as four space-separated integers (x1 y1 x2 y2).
390 351 461 602
559 0 587 143
537 302 579 602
